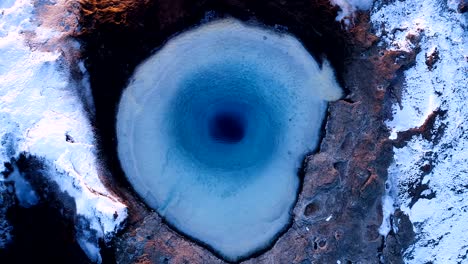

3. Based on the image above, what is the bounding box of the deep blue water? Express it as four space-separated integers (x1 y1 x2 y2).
167 62 282 173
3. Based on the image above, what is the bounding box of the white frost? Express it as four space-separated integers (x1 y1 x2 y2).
329 0 374 22
0 0 127 262
372 0 468 262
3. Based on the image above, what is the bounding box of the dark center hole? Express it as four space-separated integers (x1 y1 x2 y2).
209 112 245 143
304 202 320 217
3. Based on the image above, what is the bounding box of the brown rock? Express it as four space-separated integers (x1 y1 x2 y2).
425 47 440 70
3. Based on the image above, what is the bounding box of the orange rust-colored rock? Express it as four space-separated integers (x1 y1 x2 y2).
348 12 379 49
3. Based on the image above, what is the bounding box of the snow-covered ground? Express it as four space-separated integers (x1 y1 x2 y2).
0 0 127 262
371 0 468 263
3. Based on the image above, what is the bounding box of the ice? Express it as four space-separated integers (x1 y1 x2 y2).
116 19 342 261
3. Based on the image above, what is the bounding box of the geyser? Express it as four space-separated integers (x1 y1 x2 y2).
116 18 342 261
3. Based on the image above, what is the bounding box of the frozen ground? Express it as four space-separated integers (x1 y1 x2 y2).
371 0 468 263
0 0 127 262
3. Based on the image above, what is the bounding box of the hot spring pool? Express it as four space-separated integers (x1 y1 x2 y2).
116 18 342 261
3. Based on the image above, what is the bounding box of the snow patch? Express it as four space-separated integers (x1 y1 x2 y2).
0 0 127 262
372 0 468 262
0 0 15 9
329 0 373 22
